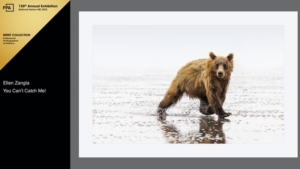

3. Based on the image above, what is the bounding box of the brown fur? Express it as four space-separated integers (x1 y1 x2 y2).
157 52 234 118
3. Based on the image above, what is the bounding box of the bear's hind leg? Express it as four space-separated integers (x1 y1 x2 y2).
157 88 183 114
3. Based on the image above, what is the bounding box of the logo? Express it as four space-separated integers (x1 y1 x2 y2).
3 3 14 12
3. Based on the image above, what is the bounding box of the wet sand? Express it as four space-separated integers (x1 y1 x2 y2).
92 69 284 144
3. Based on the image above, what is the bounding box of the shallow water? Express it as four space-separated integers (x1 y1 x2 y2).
92 68 284 144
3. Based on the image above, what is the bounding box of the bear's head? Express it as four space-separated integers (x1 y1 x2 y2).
208 52 234 79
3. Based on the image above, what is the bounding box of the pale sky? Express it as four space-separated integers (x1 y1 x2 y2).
93 25 284 74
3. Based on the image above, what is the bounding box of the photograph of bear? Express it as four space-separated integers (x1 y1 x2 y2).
157 52 234 118
92 25 285 144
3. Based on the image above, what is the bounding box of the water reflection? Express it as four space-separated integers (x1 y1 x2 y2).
158 113 229 144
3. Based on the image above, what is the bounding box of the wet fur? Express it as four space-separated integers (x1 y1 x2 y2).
157 52 234 118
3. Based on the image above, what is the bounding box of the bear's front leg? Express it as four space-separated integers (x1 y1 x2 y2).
199 98 214 115
220 92 226 106
207 89 231 118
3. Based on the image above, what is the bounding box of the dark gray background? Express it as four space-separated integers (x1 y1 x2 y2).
71 0 299 168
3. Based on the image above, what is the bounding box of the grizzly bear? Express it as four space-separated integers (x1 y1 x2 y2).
157 52 234 118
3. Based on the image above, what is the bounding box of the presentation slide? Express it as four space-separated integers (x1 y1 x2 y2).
0 0 298 169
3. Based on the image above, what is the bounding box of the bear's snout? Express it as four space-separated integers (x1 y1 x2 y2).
217 71 224 78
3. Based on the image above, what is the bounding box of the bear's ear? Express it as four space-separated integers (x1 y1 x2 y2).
227 53 234 61
209 52 216 60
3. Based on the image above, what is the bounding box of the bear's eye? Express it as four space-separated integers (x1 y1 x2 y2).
216 64 219 68
224 64 227 69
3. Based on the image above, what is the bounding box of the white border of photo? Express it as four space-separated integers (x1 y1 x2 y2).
79 12 297 158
